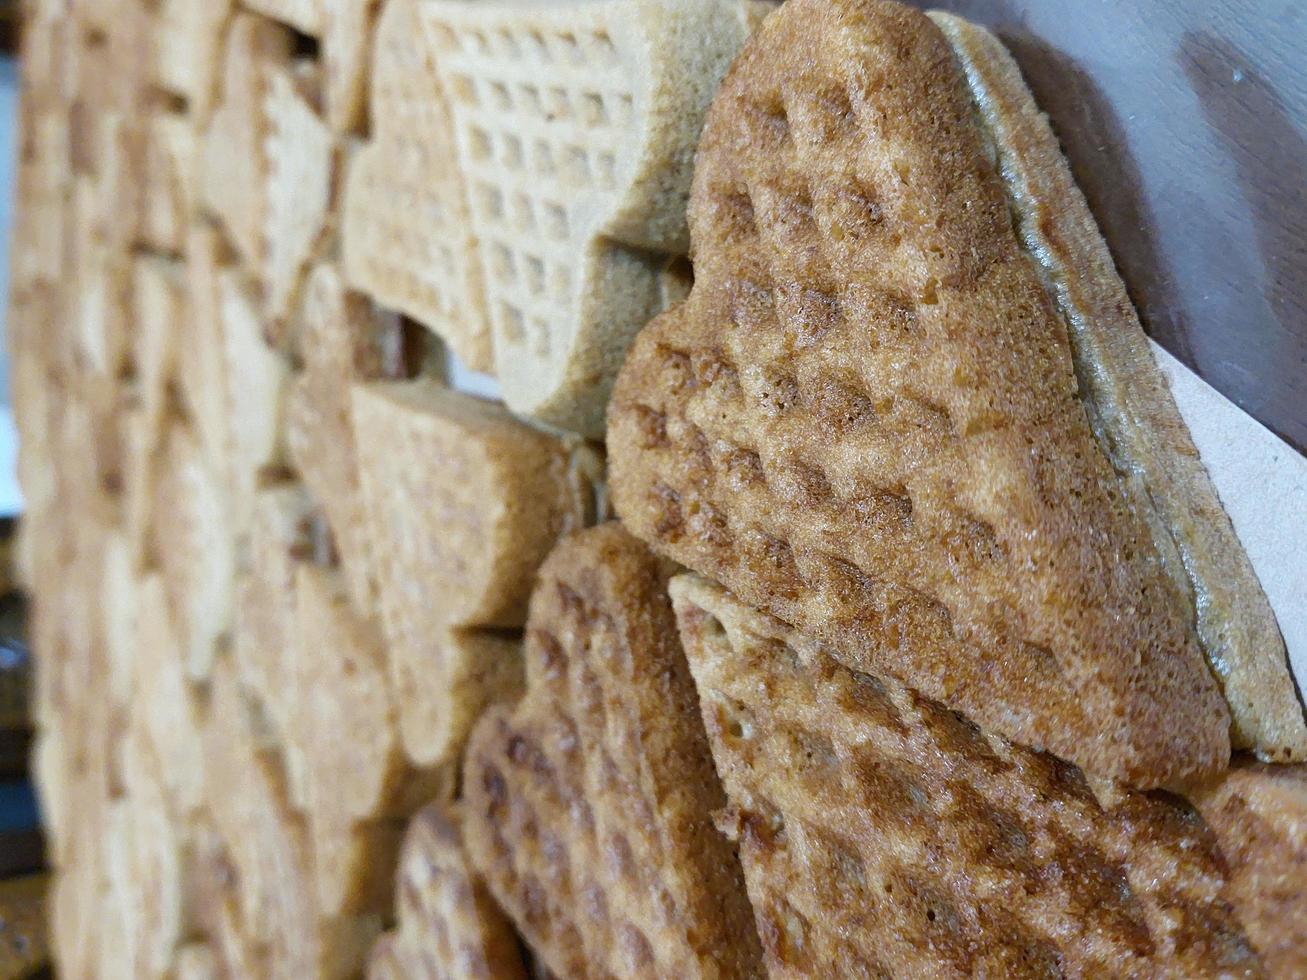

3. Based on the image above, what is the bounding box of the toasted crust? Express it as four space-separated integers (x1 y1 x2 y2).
1190 761 1307 975
928 11 1305 765
672 573 1262 977
371 803 527 980
462 524 764 979
609 0 1229 787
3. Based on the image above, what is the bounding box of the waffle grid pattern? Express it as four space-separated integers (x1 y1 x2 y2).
342 0 492 372
610 0 1226 786
673 575 1261 978
463 526 763 979
425 7 634 368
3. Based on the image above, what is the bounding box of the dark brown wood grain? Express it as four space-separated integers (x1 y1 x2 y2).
910 0 1307 454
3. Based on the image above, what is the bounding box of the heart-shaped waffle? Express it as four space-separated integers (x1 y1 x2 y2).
610 0 1231 787
462 523 763 979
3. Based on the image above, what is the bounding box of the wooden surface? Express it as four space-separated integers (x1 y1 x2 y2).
914 0 1307 454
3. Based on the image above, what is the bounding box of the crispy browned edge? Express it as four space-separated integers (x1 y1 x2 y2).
929 11 1305 761
462 523 763 978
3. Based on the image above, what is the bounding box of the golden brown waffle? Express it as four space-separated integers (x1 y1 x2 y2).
263 65 334 331
420 0 769 437
351 379 589 765
342 0 493 373
609 0 1229 788
368 803 527 979
671 574 1262 978
927 10 1304 765
463 523 763 979
1191 761 1307 975
286 263 402 612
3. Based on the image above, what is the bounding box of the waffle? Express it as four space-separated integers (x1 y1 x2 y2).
200 13 293 267
294 564 436 917
154 0 231 120
1191 761 1307 975
215 266 292 544
369 803 527 979
420 0 771 437
394 626 525 772
929 11 1304 765
609 0 1230 788
671 574 1261 977
112 729 193 979
203 656 384 978
322 0 382 133
154 424 236 682
365 932 407 980
462 523 763 979
286 263 402 612
132 574 206 823
243 0 322 38
131 255 183 445
139 110 196 256
173 943 220 980
263 66 334 334
179 224 234 489
341 0 493 373
350 380 596 764
232 482 317 805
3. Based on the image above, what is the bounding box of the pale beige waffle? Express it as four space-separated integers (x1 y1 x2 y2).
1191 761 1307 976
154 424 237 683
463 524 763 979
365 933 408 980
179 223 234 485
215 266 292 544
421 0 769 437
244 0 323 37
369 803 527 980
294 564 442 917
130 254 183 443
110 731 195 979
202 656 385 978
139 110 196 255
232 481 318 806
609 0 1229 788
154 0 232 120
286 263 403 612
322 0 383 133
671 574 1262 978
263 65 335 334
200 13 294 267
351 379 589 767
341 0 493 373
70 221 132 378
133 574 207 823
173 943 221 980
